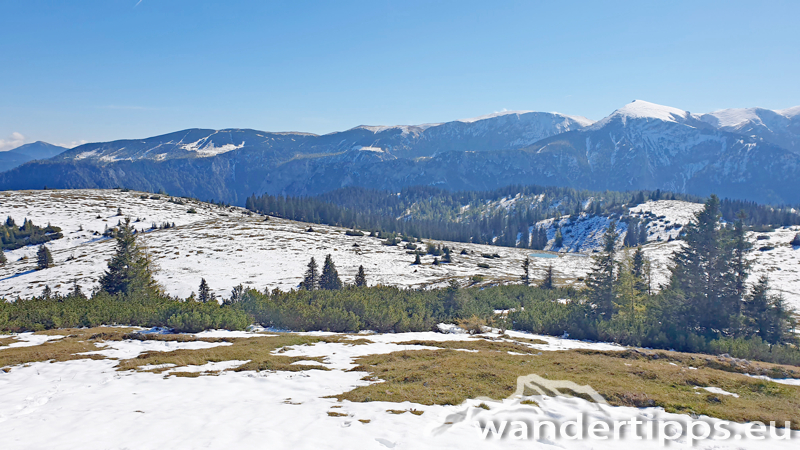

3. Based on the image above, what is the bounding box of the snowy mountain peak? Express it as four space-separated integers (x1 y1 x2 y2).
457 110 594 127
591 100 689 129
777 105 800 118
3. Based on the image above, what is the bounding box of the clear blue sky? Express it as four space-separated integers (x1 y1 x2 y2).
1 0 799 150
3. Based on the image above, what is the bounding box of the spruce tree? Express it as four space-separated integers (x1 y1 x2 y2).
413 253 421 265
36 244 54 270
198 278 211 302
354 265 367 287
69 279 86 299
586 222 618 320
554 228 563 248
539 264 554 289
638 222 648 245
731 214 752 302
301 257 319 290
521 258 530 286
319 254 343 290
668 195 740 334
631 246 648 293
743 276 793 344
98 218 158 296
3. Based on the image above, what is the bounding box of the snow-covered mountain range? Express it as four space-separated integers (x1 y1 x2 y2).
1 101 798 204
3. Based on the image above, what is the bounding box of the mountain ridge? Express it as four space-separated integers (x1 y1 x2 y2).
2 100 799 204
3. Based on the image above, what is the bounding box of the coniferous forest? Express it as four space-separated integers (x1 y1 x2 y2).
244 185 800 249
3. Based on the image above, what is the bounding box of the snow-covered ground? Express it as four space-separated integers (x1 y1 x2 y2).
0 190 595 299
0 330 796 449
0 190 797 310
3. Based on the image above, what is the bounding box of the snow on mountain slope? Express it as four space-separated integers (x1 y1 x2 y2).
698 106 800 153
1 190 797 310
629 200 705 241
701 105 800 128
0 190 595 300
589 100 692 129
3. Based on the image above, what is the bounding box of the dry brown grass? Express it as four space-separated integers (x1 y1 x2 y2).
335 341 800 428
395 338 543 354
0 328 136 368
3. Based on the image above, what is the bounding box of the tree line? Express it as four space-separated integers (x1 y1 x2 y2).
245 185 799 250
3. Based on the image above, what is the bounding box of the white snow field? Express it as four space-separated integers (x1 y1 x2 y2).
1 330 797 449
1 190 798 309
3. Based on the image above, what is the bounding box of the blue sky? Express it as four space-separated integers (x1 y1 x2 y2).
1 0 799 150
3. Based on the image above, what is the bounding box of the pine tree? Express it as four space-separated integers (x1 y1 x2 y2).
553 228 563 248
631 246 648 293
301 257 319 290
41 285 52 299
198 278 211 302
0 250 6 266
413 253 421 265
442 247 452 263
519 226 530 248
227 284 244 304
731 214 752 303
36 244 54 270
539 264 554 289
585 222 618 320
743 276 793 344
319 254 343 290
98 218 158 296
354 265 367 287
638 222 648 245
668 195 739 334
521 258 530 286
69 279 86 299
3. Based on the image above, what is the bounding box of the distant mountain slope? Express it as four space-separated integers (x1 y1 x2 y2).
0 141 67 172
1 101 799 204
49 111 591 163
699 106 800 154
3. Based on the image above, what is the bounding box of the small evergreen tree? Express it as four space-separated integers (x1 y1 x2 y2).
301 257 319 290
198 278 211 302
0 250 6 266
743 276 793 344
731 214 752 302
521 258 530 286
442 247 452 263
631 246 649 294
69 279 86 299
354 265 367 287
41 285 52 299
228 284 244 304
98 218 158 296
586 222 618 320
539 264 554 290
36 244 54 270
319 254 343 290
413 253 421 265
553 228 563 248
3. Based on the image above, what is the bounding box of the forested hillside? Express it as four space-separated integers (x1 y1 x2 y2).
245 185 800 249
